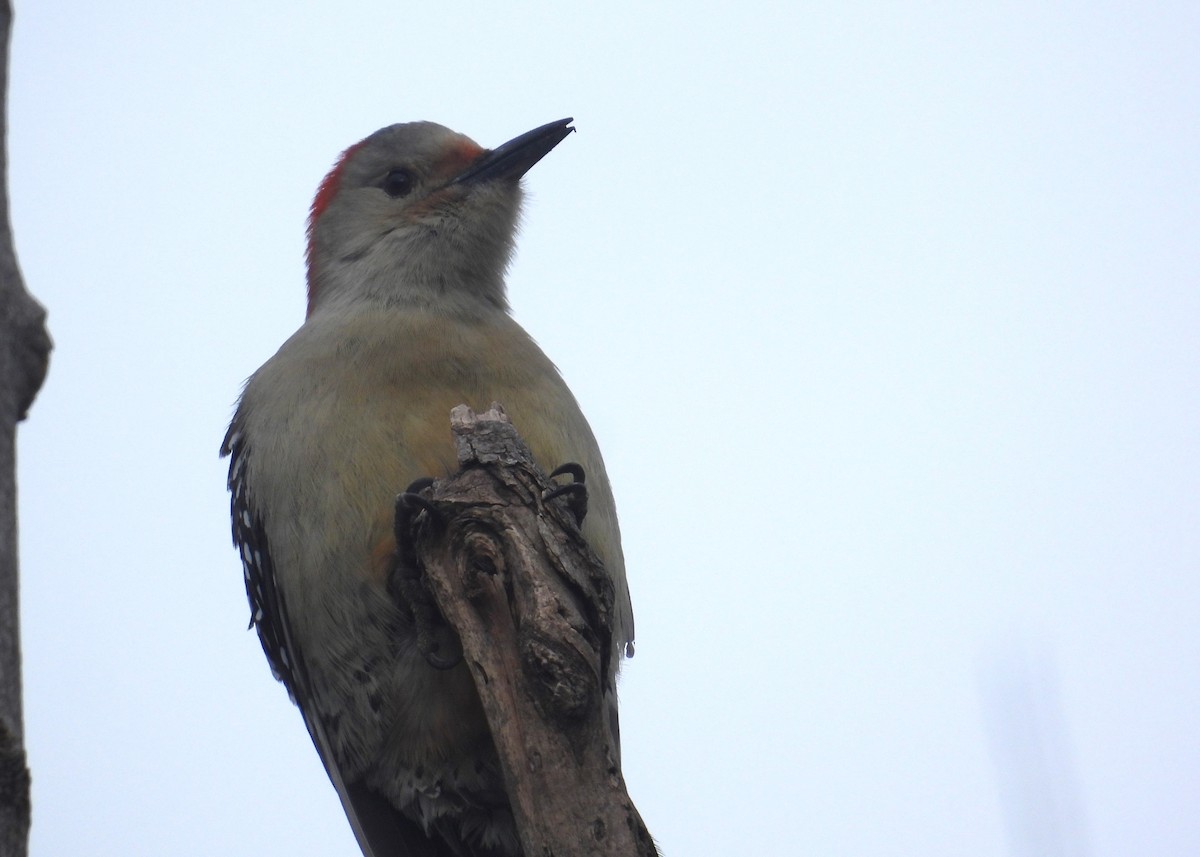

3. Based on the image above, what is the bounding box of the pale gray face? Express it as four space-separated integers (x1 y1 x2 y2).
306 121 524 317
304 119 575 318
318 122 490 223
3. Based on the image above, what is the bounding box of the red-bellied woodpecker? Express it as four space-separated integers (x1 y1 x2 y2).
222 119 634 857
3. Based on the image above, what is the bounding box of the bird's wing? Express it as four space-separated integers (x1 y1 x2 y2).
224 428 449 857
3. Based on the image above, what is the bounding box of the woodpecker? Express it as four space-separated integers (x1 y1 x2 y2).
222 119 634 857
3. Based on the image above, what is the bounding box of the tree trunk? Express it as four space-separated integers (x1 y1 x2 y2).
0 2 52 854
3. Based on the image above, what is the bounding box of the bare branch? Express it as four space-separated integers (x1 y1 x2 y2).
406 404 655 857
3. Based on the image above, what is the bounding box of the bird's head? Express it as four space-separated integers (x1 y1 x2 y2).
304 118 574 319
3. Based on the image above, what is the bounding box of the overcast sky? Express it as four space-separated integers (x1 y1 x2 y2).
9 2 1199 855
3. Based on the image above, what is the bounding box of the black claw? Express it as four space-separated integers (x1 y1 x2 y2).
545 462 588 526
543 482 586 503
397 477 441 527
549 462 586 484
400 490 441 521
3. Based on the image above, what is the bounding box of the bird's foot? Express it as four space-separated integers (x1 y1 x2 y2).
391 479 463 670
545 462 588 526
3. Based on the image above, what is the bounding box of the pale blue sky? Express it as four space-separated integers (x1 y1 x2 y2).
11 2 1199 855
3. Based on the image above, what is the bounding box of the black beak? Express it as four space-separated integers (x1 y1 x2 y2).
452 118 574 186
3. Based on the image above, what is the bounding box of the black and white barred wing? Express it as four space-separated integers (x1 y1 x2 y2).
222 427 445 857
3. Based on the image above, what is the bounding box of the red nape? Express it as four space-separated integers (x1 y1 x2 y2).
306 139 368 317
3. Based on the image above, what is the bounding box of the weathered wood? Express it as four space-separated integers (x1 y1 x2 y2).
408 404 655 857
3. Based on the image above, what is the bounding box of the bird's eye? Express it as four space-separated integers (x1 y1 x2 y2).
381 168 415 198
